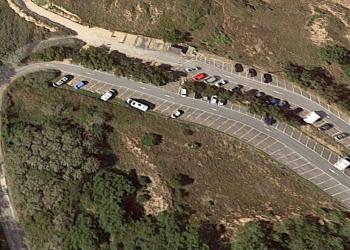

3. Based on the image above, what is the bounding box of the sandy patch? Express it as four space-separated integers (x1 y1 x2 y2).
122 136 172 215
307 18 333 46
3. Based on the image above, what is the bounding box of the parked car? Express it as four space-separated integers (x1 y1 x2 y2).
277 100 290 110
248 68 257 77
265 95 280 106
335 132 350 141
319 123 333 132
229 84 243 94
255 91 265 98
263 73 273 83
126 98 149 112
235 63 244 72
74 80 87 90
264 115 275 126
53 75 74 87
202 96 209 102
100 89 117 101
185 66 201 72
180 88 188 97
203 76 220 84
170 109 184 119
192 72 207 81
210 95 218 104
218 99 226 106
194 92 202 99
215 79 228 87
246 89 259 97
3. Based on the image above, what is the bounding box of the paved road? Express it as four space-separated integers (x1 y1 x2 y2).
14 62 350 209
16 0 350 150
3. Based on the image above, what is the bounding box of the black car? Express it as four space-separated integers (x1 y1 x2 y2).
246 89 259 96
235 63 244 73
194 92 202 99
264 115 275 126
229 84 244 94
263 73 272 83
335 132 350 141
265 95 280 106
319 123 333 132
277 100 290 110
248 68 257 77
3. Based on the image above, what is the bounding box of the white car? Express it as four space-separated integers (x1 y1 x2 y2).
180 88 188 97
100 89 117 101
53 75 73 87
185 66 201 72
210 95 218 104
215 79 228 87
204 76 219 84
170 110 184 119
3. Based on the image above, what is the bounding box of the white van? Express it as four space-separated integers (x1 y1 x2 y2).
126 98 149 112
303 111 321 124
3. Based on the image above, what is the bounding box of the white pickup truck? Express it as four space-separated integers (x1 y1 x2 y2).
303 111 321 124
334 157 350 172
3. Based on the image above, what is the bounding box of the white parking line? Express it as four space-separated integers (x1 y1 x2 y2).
254 136 270 147
216 119 230 130
324 183 340 191
328 168 339 175
239 128 253 139
210 108 218 111
291 162 309 170
308 172 326 181
315 177 332 185
299 168 317 176
332 189 349 197
341 197 350 202
224 122 236 132
207 117 220 127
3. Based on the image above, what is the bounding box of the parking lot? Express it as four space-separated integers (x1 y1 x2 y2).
182 68 350 151
64 72 350 209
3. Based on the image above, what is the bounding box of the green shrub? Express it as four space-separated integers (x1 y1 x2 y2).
320 45 350 64
141 133 162 146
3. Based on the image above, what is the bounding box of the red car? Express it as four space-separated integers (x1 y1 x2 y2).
192 73 207 81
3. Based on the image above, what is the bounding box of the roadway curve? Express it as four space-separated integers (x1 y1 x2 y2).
14 62 350 209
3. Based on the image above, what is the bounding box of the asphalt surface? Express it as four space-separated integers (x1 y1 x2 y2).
14 62 350 209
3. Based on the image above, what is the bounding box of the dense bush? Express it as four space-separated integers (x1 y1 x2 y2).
285 63 350 111
141 133 162 146
26 45 186 86
0 0 49 60
320 45 350 64
231 211 350 250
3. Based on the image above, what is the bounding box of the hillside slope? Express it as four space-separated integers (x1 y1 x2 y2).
46 0 350 70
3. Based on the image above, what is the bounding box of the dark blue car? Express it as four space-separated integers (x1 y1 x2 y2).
74 81 86 90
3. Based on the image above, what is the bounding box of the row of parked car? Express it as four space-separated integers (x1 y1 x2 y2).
54 74 184 119
186 63 273 84
53 75 117 102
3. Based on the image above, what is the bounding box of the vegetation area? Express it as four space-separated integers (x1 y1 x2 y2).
232 210 350 250
0 0 49 62
25 45 186 86
48 0 350 70
2 71 206 249
284 46 350 112
183 80 304 126
2 71 344 249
